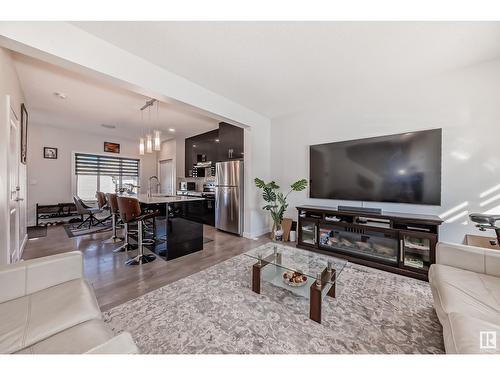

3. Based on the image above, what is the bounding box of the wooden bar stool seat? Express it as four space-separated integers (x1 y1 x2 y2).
117 196 159 265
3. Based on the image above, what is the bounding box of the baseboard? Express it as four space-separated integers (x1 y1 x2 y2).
243 228 271 239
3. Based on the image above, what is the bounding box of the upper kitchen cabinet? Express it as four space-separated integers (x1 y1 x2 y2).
217 122 244 161
185 136 195 177
184 123 244 176
185 129 219 177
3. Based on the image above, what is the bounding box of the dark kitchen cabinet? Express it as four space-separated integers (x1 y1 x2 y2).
185 137 195 177
184 129 219 177
217 122 244 161
184 123 244 176
195 129 219 163
178 197 215 226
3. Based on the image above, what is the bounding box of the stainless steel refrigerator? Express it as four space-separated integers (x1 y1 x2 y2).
215 160 243 236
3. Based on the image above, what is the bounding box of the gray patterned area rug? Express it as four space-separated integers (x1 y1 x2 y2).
103 250 444 354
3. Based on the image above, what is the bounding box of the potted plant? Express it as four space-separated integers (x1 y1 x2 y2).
254 178 308 240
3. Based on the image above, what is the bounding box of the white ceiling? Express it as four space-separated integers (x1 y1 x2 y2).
12 52 219 141
72 21 500 119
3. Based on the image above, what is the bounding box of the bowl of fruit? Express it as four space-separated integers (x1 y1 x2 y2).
282 271 308 287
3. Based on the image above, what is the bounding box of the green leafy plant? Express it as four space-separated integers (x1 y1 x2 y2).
254 178 308 230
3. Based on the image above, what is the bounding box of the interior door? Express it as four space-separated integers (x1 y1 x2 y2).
9 107 21 263
159 159 174 196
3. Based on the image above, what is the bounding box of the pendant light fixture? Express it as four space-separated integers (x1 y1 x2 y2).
154 130 161 151
139 137 145 155
139 98 159 154
146 103 153 153
146 134 153 153
153 101 161 151
139 109 145 155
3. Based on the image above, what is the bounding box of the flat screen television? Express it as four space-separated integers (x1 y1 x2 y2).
309 129 442 205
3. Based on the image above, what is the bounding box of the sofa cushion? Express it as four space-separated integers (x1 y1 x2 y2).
15 320 113 354
0 278 101 353
444 312 500 354
429 264 500 325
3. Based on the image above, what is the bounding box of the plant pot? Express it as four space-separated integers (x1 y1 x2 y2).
272 223 284 241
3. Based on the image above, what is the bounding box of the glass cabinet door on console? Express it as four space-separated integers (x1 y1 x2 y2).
319 223 398 265
399 230 437 271
298 219 317 247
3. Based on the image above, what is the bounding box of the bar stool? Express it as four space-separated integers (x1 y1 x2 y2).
116 196 159 265
104 193 124 247
114 197 138 253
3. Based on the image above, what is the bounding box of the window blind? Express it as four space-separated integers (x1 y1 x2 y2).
75 153 139 177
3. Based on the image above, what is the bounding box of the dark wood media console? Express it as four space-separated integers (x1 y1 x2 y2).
296 205 443 280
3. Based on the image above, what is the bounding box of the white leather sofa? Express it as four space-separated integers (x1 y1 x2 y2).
0 251 139 354
429 242 500 354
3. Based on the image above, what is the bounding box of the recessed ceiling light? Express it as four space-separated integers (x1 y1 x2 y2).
54 92 67 99
168 128 176 132
101 124 116 129
215 139 220 143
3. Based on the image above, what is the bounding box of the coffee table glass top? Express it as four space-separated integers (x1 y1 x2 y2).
245 243 348 287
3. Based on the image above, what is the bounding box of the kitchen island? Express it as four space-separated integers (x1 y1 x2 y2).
134 194 206 261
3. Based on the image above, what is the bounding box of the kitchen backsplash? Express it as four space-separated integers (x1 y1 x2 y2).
176 176 215 191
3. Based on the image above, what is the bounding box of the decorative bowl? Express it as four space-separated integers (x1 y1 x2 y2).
282 271 308 287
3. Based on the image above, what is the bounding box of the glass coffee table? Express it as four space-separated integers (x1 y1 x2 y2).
245 243 348 324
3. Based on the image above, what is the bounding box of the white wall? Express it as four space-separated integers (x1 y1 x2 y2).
27 123 156 226
0 47 26 264
271 59 500 243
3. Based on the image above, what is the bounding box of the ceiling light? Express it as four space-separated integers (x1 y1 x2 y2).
101 124 116 129
168 128 176 132
54 92 67 99
215 139 220 143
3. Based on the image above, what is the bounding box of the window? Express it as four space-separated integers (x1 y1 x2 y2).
75 153 140 201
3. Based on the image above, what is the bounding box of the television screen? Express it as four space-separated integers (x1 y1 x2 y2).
309 129 442 205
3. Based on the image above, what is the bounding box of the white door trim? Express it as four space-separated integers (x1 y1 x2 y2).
9 103 21 263
0 95 9 264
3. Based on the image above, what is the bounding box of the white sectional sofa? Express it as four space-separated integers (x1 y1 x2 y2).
0 251 138 354
429 242 500 354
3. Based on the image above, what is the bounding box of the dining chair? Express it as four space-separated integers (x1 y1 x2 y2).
73 195 106 229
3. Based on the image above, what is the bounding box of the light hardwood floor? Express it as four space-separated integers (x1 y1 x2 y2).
23 225 270 311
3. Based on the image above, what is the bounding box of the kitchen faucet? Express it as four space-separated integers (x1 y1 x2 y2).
148 176 161 197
